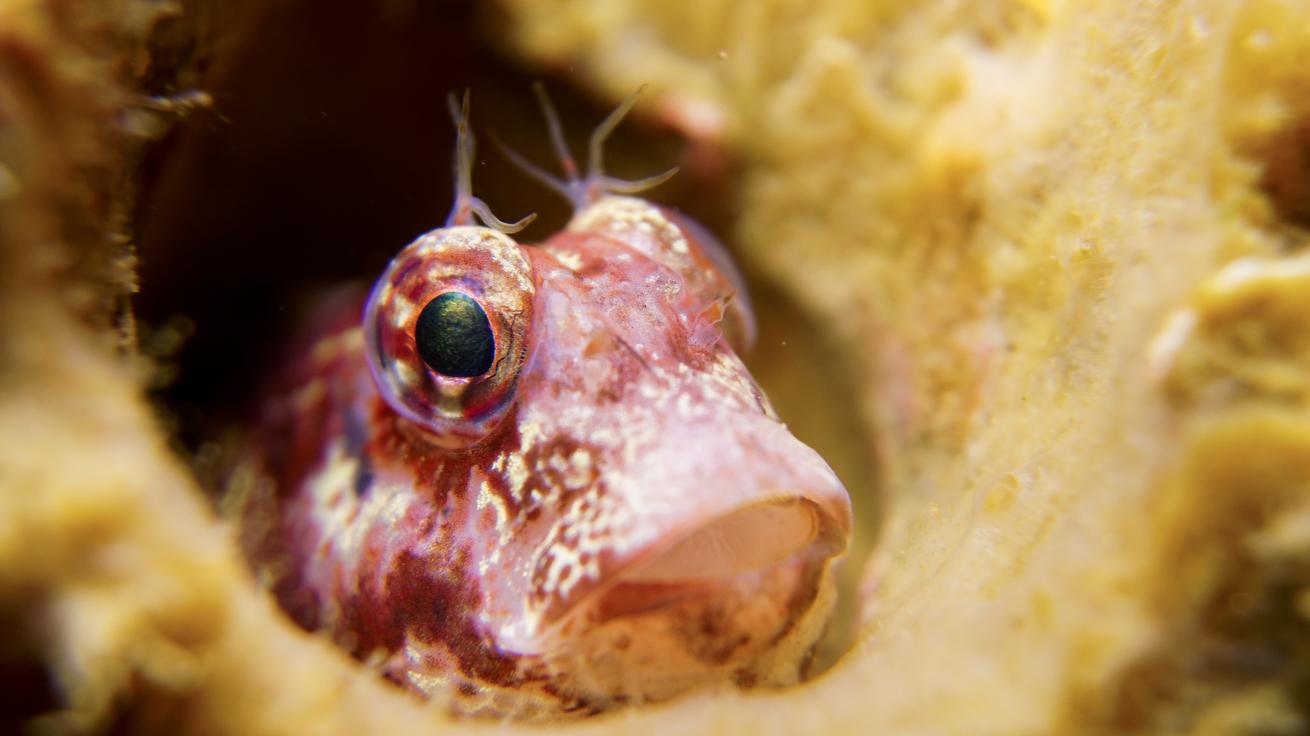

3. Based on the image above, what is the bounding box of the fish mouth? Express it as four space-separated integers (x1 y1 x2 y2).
496 412 855 655
517 494 849 705
583 497 847 622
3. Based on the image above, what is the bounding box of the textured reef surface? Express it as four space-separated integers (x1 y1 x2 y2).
1 0 1309 733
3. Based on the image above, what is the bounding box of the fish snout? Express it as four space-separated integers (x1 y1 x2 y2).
521 413 852 705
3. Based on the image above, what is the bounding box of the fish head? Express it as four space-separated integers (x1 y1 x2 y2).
289 197 855 717
416 197 853 707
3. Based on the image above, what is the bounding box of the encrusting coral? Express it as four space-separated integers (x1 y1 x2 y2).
1 0 1308 733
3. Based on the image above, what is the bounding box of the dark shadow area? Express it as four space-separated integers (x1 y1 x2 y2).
1254 117 1310 242
0 607 59 734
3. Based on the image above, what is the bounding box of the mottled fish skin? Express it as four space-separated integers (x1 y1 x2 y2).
237 100 851 720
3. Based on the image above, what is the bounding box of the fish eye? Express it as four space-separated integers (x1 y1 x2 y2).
362 226 535 447
415 292 495 378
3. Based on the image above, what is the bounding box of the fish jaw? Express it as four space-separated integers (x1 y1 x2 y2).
438 400 852 714
485 405 853 652
489 409 851 709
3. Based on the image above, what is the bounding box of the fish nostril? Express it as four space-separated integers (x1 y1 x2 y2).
619 499 826 584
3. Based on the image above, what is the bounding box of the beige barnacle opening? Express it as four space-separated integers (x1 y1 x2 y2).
3 0 1310 734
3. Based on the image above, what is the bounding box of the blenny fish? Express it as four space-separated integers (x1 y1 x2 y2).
236 88 852 719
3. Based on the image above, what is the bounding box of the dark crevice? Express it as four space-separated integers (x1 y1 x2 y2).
1255 116 1310 242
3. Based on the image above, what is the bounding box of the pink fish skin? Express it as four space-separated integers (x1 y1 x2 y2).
237 94 851 720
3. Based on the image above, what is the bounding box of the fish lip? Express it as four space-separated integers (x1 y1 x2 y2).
541 495 850 631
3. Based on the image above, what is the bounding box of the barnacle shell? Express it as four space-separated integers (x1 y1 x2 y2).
3 0 1310 734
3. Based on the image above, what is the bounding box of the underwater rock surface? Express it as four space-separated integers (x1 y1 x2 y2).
1 0 1308 733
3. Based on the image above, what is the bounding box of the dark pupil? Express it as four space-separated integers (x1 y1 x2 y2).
414 292 495 378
